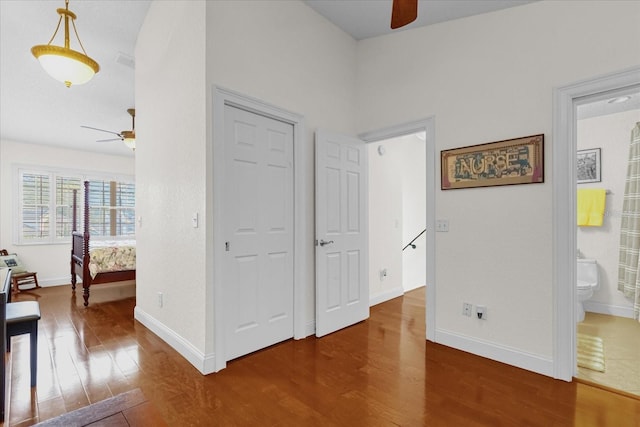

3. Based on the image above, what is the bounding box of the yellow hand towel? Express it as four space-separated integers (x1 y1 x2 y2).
577 189 606 226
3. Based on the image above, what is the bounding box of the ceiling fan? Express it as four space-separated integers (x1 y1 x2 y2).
391 0 418 29
81 108 136 150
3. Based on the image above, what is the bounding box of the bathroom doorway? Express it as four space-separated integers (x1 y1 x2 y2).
553 67 640 384
574 89 640 395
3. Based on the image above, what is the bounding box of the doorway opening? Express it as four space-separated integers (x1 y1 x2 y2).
574 87 640 395
368 132 426 307
359 117 436 341
552 67 640 382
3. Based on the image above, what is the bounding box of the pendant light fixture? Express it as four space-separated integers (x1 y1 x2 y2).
31 0 100 88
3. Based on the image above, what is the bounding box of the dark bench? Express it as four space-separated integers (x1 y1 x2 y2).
0 267 41 422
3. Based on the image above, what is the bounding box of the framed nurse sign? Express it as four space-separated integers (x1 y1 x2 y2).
576 148 601 184
441 134 545 190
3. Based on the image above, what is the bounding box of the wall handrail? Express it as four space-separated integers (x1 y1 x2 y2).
403 228 426 251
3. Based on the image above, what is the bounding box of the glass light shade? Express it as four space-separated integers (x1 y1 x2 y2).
123 138 136 150
32 45 99 87
122 131 136 150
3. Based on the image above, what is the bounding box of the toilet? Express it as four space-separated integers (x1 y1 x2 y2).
576 258 599 322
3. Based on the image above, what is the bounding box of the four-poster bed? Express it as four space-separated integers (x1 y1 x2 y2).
70 181 136 306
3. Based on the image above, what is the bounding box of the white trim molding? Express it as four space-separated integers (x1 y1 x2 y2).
134 306 216 374
436 329 554 377
552 67 640 381
583 301 635 319
370 286 404 307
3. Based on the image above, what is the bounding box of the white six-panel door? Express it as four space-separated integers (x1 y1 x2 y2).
223 104 294 361
315 129 369 337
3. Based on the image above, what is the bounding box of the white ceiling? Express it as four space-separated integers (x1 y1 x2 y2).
0 0 151 157
303 0 537 40
1 1 637 158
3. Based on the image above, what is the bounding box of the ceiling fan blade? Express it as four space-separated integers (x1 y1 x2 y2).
96 137 123 143
391 0 418 29
81 125 122 137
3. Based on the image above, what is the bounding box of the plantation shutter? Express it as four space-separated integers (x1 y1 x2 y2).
21 173 50 240
56 177 82 237
86 180 135 237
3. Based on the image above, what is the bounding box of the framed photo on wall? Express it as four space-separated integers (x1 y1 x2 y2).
577 148 601 184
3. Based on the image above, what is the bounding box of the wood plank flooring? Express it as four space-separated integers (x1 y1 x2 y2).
4 285 640 426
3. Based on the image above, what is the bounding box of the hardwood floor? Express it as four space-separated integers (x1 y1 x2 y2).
4 285 640 426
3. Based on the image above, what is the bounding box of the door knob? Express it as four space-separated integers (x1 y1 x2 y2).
318 239 334 246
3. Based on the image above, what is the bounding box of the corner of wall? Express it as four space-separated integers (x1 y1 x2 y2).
134 306 215 375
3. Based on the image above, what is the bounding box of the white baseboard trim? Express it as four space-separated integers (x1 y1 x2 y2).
134 306 215 375
584 301 635 319
404 283 425 292
370 286 404 307
38 276 72 287
36 277 136 287
435 329 554 378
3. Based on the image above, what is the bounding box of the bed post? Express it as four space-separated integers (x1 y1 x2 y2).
71 189 77 290
82 181 91 306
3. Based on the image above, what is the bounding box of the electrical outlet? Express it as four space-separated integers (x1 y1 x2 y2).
157 292 163 308
462 302 472 317
436 219 449 232
380 268 388 280
476 305 487 320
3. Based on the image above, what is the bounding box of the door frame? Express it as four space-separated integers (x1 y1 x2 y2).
552 66 640 381
359 117 436 341
212 86 308 372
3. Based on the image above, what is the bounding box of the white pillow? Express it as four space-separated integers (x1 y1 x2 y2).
0 254 27 273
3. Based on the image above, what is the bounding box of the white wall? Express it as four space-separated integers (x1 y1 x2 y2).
578 109 640 317
0 139 134 286
355 0 640 371
135 0 209 360
368 141 404 303
400 135 426 292
135 0 357 372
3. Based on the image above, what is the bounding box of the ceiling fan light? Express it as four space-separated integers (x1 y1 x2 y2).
123 138 136 151
32 45 99 87
122 131 136 150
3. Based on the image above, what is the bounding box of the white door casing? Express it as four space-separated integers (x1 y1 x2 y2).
315 129 369 337
222 104 294 361
552 67 640 381
358 118 436 342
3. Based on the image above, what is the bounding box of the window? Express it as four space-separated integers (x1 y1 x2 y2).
87 180 136 237
16 168 134 244
56 176 82 238
21 173 53 240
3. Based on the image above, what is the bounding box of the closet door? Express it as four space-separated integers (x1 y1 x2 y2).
223 104 294 361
